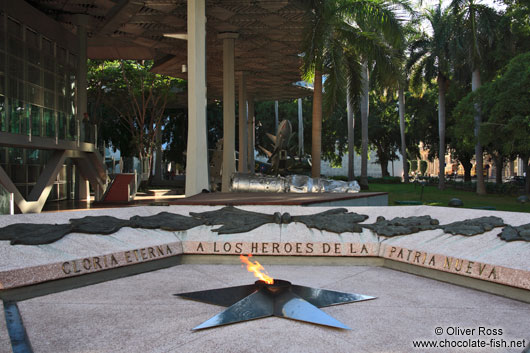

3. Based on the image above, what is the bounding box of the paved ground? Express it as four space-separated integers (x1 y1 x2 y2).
1 265 529 353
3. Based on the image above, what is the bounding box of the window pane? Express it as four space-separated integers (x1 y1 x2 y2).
8 78 24 101
26 85 42 105
43 108 55 137
43 71 54 90
8 37 23 58
8 56 23 79
69 53 77 69
27 46 40 65
26 148 41 166
42 38 53 55
44 90 54 109
0 95 5 132
8 147 24 164
57 111 65 140
8 98 24 134
26 28 39 48
7 18 21 38
57 94 65 112
57 75 66 96
28 64 41 85
30 104 41 137
42 54 54 71
68 114 76 140
0 51 4 74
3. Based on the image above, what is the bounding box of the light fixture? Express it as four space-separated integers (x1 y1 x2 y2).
163 33 187 40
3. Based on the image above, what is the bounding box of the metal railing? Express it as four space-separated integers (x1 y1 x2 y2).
1 110 98 148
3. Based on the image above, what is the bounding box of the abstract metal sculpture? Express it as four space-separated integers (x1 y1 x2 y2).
175 279 374 330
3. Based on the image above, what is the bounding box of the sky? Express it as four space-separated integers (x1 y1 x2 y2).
419 0 507 11
414 0 507 34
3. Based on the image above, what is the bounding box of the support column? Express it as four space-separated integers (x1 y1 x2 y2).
298 98 304 156
154 126 163 183
274 100 279 134
73 15 89 125
247 96 255 173
73 15 91 201
237 71 248 173
219 32 239 192
78 174 90 201
185 0 209 196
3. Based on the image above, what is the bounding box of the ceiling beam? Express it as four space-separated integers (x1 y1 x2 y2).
99 0 144 35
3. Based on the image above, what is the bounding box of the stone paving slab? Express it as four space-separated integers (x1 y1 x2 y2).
8 265 530 353
0 206 529 291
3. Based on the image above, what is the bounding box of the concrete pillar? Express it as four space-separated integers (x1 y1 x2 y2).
73 15 90 201
274 100 279 134
237 71 248 173
247 96 255 174
298 98 304 156
185 0 209 196
78 174 90 201
219 32 239 192
153 126 163 182
73 15 89 124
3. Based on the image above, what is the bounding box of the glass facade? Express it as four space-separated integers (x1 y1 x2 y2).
0 10 81 203
0 146 70 201
0 12 77 141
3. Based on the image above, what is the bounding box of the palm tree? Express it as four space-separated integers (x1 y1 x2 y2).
301 0 408 180
450 0 499 194
355 8 407 189
398 84 408 182
397 22 421 184
346 85 355 181
407 4 452 190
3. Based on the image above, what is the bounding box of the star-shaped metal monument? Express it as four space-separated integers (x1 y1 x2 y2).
175 279 375 330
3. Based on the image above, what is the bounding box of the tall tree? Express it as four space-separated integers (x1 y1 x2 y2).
356 3 408 188
455 52 530 193
346 86 355 180
397 22 421 183
450 0 499 194
301 0 407 180
408 4 452 189
88 60 181 176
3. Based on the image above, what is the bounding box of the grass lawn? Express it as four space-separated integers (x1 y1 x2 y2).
368 183 530 213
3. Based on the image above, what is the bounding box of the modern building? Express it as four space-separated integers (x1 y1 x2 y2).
0 0 311 213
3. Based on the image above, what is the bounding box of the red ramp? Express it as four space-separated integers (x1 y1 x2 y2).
102 174 136 202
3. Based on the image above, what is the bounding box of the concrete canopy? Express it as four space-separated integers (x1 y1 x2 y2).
30 0 312 101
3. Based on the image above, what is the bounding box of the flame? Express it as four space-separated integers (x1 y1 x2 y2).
240 254 274 284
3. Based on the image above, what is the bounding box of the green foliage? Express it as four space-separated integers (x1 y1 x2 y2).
88 60 184 160
455 52 530 160
301 0 408 118
367 91 401 176
450 0 501 72
404 87 438 159
409 159 418 172
407 4 452 93
502 0 530 53
351 89 402 175
420 160 428 175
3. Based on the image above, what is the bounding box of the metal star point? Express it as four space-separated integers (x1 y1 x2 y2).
175 280 375 330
